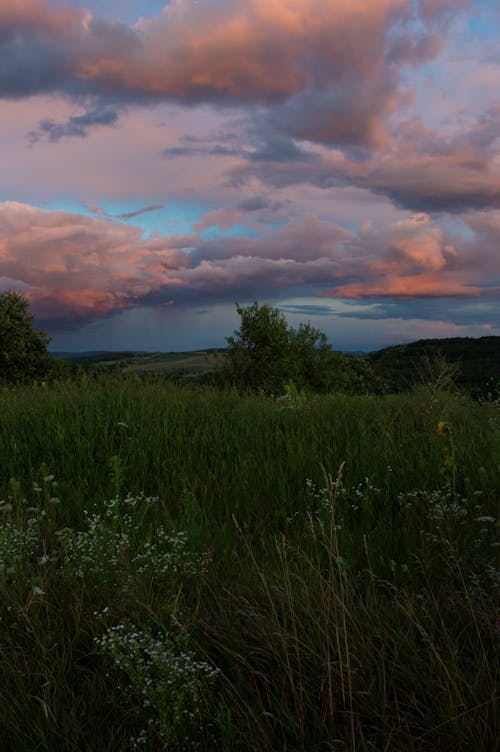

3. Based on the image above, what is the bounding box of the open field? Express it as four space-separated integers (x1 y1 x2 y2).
125 351 225 374
60 349 227 376
0 378 498 750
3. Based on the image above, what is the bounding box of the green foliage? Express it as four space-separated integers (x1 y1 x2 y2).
0 380 498 749
370 336 500 399
224 301 337 393
289 320 332 391
0 380 497 750
225 302 294 393
321 351 386 395
0 290 51 384
225 301 385 395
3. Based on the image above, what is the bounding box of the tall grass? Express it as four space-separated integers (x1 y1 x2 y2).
0 377 497 525
0 377 498 749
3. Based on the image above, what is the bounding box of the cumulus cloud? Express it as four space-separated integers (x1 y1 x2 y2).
316 212 498 299
0 201 190 325
231 109 500 213
1 201 497 329
360 112 500 212
5 1 491 218
0 0 452 150
0 0 77 37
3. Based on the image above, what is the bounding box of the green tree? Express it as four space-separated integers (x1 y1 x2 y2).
291 321 332 391
225 302 292 393
0 290 51 383
225 302 333 393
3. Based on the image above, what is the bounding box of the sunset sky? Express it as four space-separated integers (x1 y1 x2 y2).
1 0 500 351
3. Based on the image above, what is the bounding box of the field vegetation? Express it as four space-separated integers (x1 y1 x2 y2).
0 294 498 750
0 376 498 751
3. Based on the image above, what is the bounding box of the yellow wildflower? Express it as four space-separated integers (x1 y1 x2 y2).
437 421 448 436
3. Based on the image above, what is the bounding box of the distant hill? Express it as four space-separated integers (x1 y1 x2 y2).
51 338 499 398
51 351 150 366
51 350 116 360
369 336 500 398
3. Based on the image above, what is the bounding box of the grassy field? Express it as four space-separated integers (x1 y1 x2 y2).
0 377 498 750
63 349 226 376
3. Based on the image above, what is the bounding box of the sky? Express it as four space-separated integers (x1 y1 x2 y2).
1 0 500 352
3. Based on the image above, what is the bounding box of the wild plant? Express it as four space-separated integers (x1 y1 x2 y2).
95 622 219 750
59 493 206 594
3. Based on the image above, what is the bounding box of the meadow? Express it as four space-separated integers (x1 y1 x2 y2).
0 377 498 750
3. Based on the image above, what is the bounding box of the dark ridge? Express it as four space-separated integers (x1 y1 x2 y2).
369 336 500 398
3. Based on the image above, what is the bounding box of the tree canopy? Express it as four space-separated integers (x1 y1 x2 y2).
225 302 333 393
0 290 51 383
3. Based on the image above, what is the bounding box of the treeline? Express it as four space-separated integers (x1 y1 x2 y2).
160 305 499 400
369 336 500 399
1 291 498 399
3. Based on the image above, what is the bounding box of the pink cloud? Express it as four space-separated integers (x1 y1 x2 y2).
317 211 498 299
320 275 481 300
231 110 500 213
361 112 500 211
418 0 471 24
81 0 410 105
1 200 497 328
0 0 451 149
0 0 77 34
0 201 190 322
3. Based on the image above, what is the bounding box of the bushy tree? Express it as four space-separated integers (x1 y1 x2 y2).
225 302 333 393
225 302 292 393
291 321 332 391
0 290 51 383
323 351 386 395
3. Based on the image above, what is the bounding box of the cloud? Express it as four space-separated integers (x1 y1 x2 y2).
74 201 165 223
118 204 164 220
0 0 454 151
193 195 283 231
328 295 500 328
238 195 277 212
82 201 112 218
0 201 189 325
315 212 499 300
0 0 78 38
385 33 443 66
247 137 314 162
360 111 500 212
1 201 498 330
418 0 472 25
162 143 240 158
231 109 500 213
262 82 402 149
27 107 118 142
277 302 340 317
